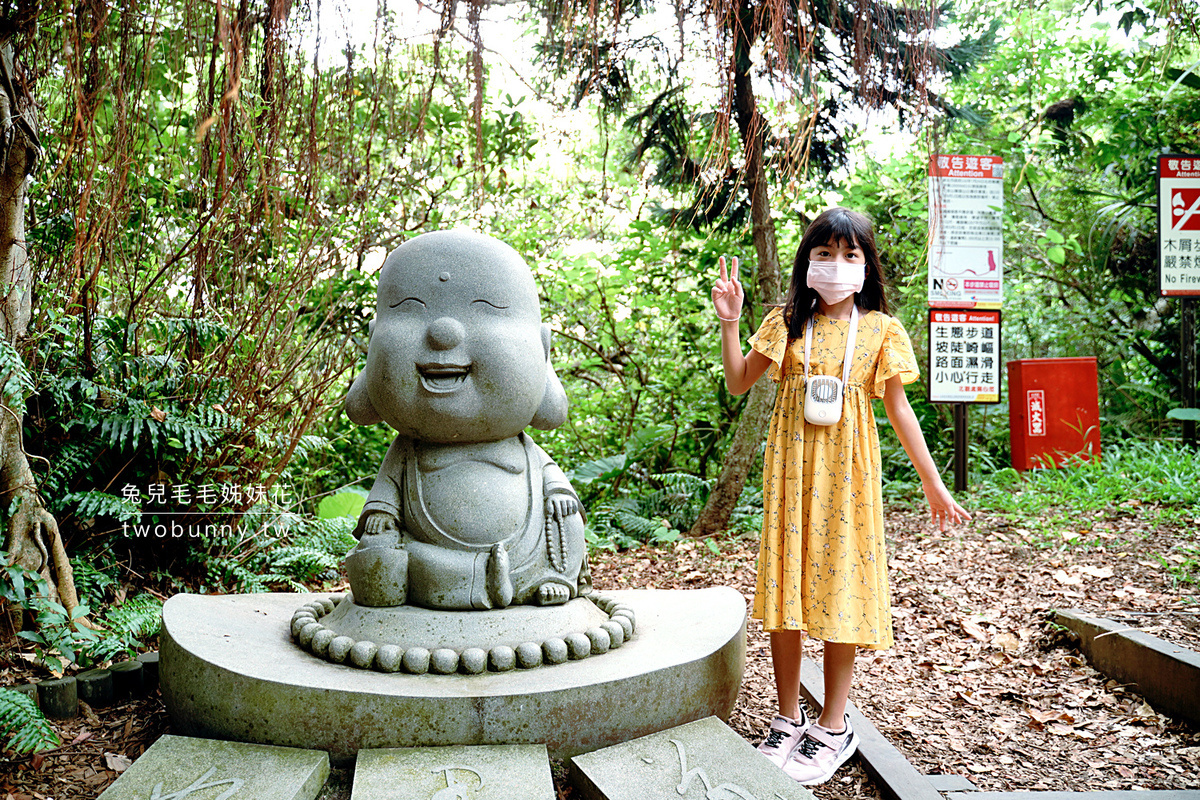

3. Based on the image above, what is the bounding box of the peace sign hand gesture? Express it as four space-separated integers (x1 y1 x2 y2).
712 256 743 322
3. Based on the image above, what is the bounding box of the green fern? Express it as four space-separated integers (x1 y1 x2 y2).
0 688 61 755
654 472 710 493
269 546 341 583
55 490 141 523
612 509 666 538
583 472 716 549
290 434 332 460
87 593 163 662
102 593 162 639
38 439 105 499
70 555 118 609
194 511 355 593
0 339 35 407
730 484 765 535
162 316 234 348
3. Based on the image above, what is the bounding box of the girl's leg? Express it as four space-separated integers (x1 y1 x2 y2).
818 641 857 729
769 629 806 720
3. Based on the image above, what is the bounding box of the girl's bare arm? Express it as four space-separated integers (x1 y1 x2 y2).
882 374 971 531
713 255 771 395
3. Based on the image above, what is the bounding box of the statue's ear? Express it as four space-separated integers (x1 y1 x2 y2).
531 324 567 430
345 373 383 425
531 368 568 430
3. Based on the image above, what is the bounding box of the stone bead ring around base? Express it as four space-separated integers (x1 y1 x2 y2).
290 593 636 674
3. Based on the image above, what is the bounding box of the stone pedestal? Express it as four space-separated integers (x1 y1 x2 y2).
161 587 745 764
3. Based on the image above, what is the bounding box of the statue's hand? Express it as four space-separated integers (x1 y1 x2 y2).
545 494 579 521
353 510 399 541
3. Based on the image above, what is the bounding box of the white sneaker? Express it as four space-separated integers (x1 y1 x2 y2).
756 709 811 767
783 715 859 785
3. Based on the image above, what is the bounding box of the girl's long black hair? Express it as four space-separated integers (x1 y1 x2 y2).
781 207 892 339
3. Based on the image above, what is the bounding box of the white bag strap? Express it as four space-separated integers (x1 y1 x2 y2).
804 304 859 385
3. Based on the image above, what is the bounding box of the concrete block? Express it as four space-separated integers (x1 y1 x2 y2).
568 716 814 800
351 744 553 800
97 734 329 800
36 676 77 719
77 669 113 707
1055 609 1200 726
109 660 143 700
161 588 745 763
7 683 39 704
137 651 160 690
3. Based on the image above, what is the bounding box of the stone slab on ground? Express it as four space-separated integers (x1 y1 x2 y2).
945 793 1200 800
1054 609 1200 726
799 660 942 800
568 716 814 800
927 774 979 792
97 734 329 800
161 588 745 763
351 744 553 800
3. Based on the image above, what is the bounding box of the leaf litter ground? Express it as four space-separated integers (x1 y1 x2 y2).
2 506 1198 799
588 505 1200 797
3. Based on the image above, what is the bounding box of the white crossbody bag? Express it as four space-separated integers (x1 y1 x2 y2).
802 304 858 426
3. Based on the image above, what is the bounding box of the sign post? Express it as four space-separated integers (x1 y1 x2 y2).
928 155 1005 490
1158 155 1200 444
1183 300 1197 445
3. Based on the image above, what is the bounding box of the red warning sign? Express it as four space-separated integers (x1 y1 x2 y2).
1171 188 1200 231
1159 155 1200 296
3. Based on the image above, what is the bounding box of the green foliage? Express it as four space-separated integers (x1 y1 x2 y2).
929 0 1200 435
2 555 100 673
31 310 240 523
973 439 1200 518
57 491 141 524
584 472 762 551
12 0 1199 630
0 339 35 407
535 226 762 487
316 488 368 521
2 550 162 669
188 506 356 594
89 593 164 662
0 688 60 755
69 555 119 611
1158 542 1200 588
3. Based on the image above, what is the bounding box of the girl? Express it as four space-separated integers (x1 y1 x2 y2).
712 207 970 786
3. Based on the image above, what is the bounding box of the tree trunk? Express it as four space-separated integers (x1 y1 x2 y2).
689 2 783 538
0 35 81 617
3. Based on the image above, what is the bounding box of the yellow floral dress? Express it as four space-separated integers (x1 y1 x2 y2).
748 306 918 649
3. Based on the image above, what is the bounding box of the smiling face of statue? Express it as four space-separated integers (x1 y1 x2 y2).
360 231 548 443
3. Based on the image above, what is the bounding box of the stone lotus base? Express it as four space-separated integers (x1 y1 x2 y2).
290 593 634 673
161 587 746 763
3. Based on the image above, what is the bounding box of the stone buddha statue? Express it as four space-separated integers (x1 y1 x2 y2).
343 230 588 611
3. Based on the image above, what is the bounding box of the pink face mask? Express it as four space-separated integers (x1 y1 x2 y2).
806 260 864 305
